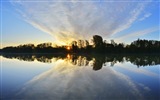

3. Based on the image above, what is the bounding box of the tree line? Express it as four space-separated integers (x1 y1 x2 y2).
0 35 160 54
1 53 160 69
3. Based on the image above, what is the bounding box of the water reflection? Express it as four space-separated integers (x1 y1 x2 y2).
9 58 158 100
1 54 159 100
1 54 160 69
14 65 143 100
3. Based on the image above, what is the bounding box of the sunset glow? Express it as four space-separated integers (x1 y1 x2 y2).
67 46 71 50
1 0 159 48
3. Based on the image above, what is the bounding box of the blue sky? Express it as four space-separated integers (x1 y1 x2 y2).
1 0 159 48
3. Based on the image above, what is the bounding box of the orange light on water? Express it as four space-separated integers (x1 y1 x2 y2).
67 54 71 59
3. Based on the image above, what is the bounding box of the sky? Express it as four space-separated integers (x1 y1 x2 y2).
0 0 159 48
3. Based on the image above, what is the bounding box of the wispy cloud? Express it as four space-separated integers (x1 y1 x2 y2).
115 27 159 42
11 0 150 44
139 12 152 21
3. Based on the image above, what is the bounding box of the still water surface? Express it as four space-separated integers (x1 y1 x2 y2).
0 54 159 100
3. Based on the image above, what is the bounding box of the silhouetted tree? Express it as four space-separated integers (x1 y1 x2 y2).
93 35 103 47
71 41 78 53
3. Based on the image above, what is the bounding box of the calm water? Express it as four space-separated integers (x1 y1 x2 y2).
0 54 159 100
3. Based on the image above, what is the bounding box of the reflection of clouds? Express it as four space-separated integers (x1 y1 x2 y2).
138 83 151 92
116 62 158 78
14 60 147 100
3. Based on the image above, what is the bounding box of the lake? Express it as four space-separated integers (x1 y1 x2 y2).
0 54 159 100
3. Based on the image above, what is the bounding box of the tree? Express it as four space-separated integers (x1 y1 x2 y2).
111 40 117 46
37 43 52 48
84 40 89 47
93 35 103 48
77 40 84 48
71 41 78 53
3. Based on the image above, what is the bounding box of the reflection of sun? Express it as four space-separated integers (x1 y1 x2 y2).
67 54 71 59
67 46 71 50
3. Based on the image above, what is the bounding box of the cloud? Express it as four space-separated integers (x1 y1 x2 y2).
11 0 150 44
139 13 152 21
115 27 159 42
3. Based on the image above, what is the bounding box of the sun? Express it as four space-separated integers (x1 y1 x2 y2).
66 46 71 50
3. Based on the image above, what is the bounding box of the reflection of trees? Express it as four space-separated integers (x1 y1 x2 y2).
68 55 91 66
105 56 124 66
66 54 105 70
2 54 66 63
2 54 35 62
125 55 160 67
1 54 160 69
36 56 52 63
92 55 106 70
66 54 160 70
